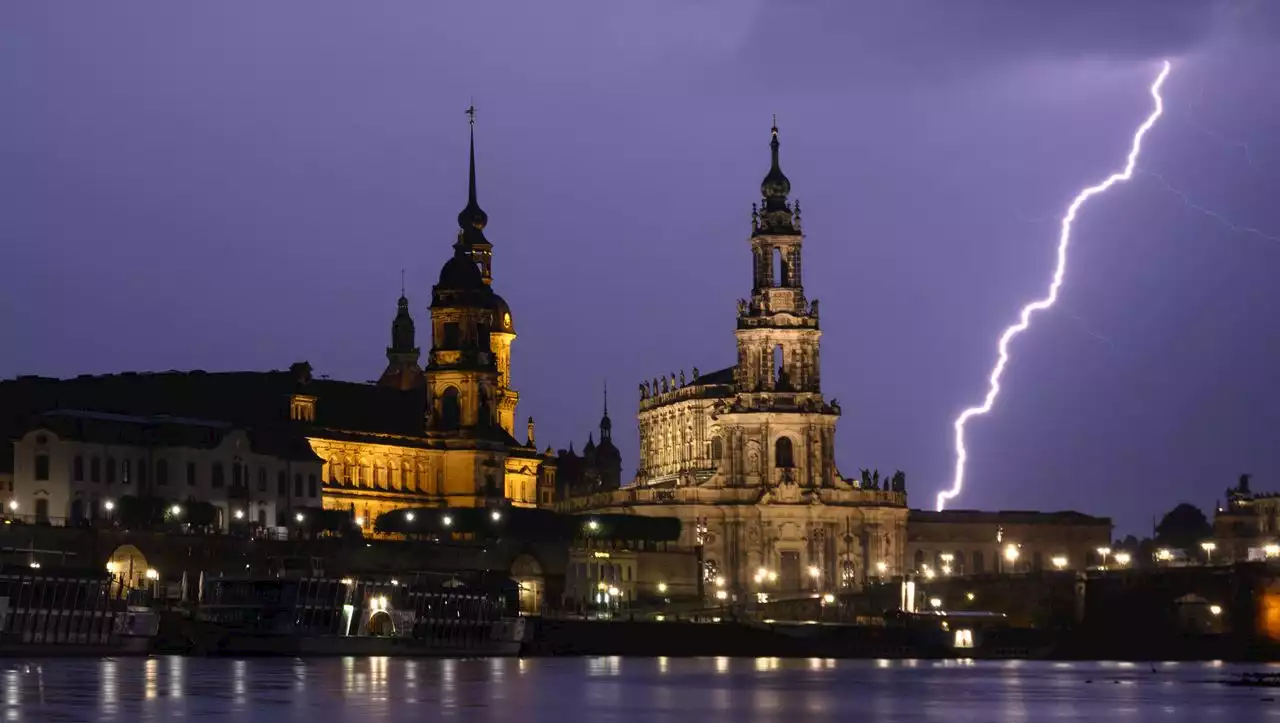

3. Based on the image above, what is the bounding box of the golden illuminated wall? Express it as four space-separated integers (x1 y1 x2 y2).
310 433 546 531
504 456 539 508
491 329 518 436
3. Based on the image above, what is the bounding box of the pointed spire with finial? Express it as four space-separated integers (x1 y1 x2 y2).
599 380 612 440
458 104 488 233
756 115 795 234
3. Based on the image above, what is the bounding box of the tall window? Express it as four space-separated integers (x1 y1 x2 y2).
121 459 131 485
257 467 267 492
774 437 794 468
440 387 461 429
442 322 461 348
73 455 85 482
34 454 50 481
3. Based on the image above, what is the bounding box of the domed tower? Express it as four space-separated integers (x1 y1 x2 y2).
425 241 500 434
736 119 822 395
593 382 622 490
457 106 520 436
377 290 425 390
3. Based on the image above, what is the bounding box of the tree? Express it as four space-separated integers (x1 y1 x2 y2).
1154 503 1212 554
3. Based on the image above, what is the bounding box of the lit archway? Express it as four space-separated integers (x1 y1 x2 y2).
106 544 149 590
510 553 544 616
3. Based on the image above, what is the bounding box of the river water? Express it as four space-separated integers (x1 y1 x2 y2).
1 657 1277 721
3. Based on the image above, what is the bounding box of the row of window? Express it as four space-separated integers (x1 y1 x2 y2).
46 453 320 499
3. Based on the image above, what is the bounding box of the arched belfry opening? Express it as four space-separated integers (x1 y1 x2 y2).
440 387 461 430
774 437 794 468
772 247 783 287
773 345 785 388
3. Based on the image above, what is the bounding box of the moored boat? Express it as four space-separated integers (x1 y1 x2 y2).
176 573 525 656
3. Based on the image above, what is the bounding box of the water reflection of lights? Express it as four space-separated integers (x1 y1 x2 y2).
5 670 18 707
233 659 247 708
293 658 307 693
714 657 730 674
657 656 669 675
145 657 159 700
489 656 505 686
100 659 118 716
169 656 185 699
370 656 389 701
441 658 457 710
754 657 780 672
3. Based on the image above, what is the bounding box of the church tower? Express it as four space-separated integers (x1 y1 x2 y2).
425 242 501 435
735 120 822 395
376 288 425 391
456 106 520 436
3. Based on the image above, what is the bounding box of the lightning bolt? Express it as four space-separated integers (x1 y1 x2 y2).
936 60 1172 512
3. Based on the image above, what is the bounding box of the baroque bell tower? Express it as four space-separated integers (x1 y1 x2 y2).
735 119 822 395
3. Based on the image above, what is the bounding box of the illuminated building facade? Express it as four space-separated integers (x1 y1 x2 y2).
1213 474 1280 563
562 123 908 599
906 509 1113 576
0 117 555 532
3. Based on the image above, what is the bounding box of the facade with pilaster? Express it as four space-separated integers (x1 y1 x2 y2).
562 123 908 602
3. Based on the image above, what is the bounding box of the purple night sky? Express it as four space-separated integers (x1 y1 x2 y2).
2 2 1278 534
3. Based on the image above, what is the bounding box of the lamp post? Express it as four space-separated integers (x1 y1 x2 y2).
1200 541 1216 565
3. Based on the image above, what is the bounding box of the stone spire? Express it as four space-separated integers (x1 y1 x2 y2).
599 380 612 442
755 116 796 235
376 288 424 391
457 104 494 284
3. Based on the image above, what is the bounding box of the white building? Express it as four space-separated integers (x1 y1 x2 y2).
9 409 323 531
566 123 909 600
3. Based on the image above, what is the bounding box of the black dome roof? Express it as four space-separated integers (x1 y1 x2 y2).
436 243 486 292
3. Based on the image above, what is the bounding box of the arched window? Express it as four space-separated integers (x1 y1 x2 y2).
710 437 723 462
913 549 925 571
774 437 794 468
772 246 783 287
440 387 461 430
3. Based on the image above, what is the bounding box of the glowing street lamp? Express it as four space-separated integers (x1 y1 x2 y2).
490 510 502 521
1051 556 1068 570
808 565 821 579
233 509 245 520
294 512 304 523
1200 541 1216 564
103 500 115 512
1264 544 1280 558
1114 552 1132 566
875 561 888 575
1096 547 1111 567
170 505 183 517
1155 548 1173 562
6 500 16 511
586 519 600 532
405 511 416 522
657 582 668 594
714 589 728 601
355 516 365 526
